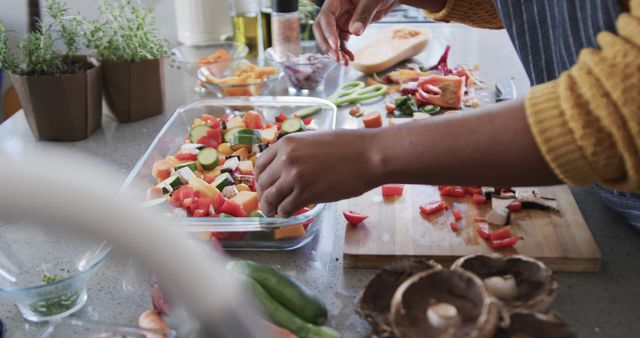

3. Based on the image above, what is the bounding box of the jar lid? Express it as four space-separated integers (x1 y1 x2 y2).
272 0 298 13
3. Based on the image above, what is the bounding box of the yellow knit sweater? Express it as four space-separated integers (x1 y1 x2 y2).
426 0 640 192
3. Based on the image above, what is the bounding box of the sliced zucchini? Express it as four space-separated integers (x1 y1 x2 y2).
212 172 234 191
281 118 304 135
189 125 210 143
174 161 198 172
224 128 241 143
197 148 220 170
156 175 182 194
231 134 258 147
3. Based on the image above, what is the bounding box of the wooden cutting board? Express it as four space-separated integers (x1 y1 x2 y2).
341 185 601 272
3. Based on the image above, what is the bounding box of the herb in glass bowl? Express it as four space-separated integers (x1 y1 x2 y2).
29 269 80 317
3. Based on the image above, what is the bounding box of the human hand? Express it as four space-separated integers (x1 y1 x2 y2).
255 129 379 216
313 0 399 65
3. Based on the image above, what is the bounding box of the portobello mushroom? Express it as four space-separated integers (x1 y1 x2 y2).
390 269 500 338
452 255 557 312
357 259 442 336
494 310 575 338
515 189 559 212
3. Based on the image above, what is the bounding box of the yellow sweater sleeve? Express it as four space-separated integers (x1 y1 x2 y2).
424 0 504 29
526 0 640 191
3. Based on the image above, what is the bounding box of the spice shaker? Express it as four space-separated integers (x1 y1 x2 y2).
271 0 301 58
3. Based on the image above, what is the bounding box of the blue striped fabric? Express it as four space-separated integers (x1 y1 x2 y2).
492 0 640 229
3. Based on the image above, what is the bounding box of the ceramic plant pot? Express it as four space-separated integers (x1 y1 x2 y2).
10 56 102 141
102 58 165 122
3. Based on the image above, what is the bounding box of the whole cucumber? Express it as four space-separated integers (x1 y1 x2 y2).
228 260 328 325
245 278 341 338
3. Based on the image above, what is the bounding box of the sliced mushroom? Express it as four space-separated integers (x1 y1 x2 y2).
452 255 557 312
358 259 442 335
494 310 575 338
515 189 559 212
390 269 499 338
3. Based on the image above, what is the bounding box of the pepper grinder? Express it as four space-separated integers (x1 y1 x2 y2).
271 0 301 58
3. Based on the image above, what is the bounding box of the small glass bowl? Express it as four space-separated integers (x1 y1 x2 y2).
0 221 111 322
265 48 336 94
197 59 283 97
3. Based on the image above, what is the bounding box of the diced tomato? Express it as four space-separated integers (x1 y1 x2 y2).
450 222 459 232
362 111 383 128
440 186 466 198
197 136 219 149
472 194 487 204
175 152 198 161
419 201 449 216
476 224 491 240
465 186 482 195
219 199 247 217
382 184 404 197
490 226 513 241
452 210 463 221
474 216 487 222
193 209 208 217
343 210 368 225
243 111 263 129
303 117 313 126
507 200 522 212
275 112 287 123
204 175 216 184
206 128 223 144
213 193 227 213
491 236 520 249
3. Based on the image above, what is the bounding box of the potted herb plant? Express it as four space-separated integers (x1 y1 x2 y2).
0 0 102 141
85 0 168 122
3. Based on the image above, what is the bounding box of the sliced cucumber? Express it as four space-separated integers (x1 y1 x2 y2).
197 148 219 170
224 127 258 143
281 118 304 135
156 175 182 194
212 172 234 191
174 161 198 172
189 125 210 143
295 106 321 118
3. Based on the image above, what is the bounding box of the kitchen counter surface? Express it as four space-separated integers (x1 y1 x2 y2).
1 24 639 338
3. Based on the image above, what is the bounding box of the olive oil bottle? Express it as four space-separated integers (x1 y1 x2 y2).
232 13 260 58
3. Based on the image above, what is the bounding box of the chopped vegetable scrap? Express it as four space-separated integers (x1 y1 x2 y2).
452 210 463 221
419 201 449 216
349 107 363 117
491 236 520 249
344 210 369 225
450 222 459 232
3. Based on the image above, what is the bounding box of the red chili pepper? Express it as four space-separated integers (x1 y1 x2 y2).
452 210 463 221
474 216 487 222
419 201 449 216
491 236 520 249
507 200 522 212
440 186 466 198
382 184 404 197
343 210 368 225
476 224 491 240
472 194 487 204
490 226 513 241
450 222 459 232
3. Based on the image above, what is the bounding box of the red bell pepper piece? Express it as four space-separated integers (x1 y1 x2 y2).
419 201 449 216
343 210 368 225
450 222 459 232
275 112 287 123
440 186 466 198
465 186 483 195
175 152 198 161
472 194 487 204
491 236 520 249
507 200 522 212
213 193 227 213
490 226 513 241
197 136 219 149
382 184 405 197
476 224 491 240
206 128 223 143
452 210 463 221
302 117 313 126
219 200 247 217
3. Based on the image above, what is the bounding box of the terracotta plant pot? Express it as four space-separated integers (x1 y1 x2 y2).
103 58 165 122
10 57 102 141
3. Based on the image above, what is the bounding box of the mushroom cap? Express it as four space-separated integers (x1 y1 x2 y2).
494 310 575 338
358 259 442 334
390 268 499 338
451 255 558 312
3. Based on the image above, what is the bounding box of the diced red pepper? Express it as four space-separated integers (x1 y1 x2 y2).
490 226 513 241
302 117 313 125
507 200 522 212
452 210 463 221
465 186 483 195
476 224 491 240
491 236 520 249
206 128 223 144
472 194 487 204
275 112 287 123
175 152 198 161
440 186 466 198
219 199 247 217
474 216 487 222
343 210 368 225
197 136 219 149
294 207 314 229
419 201 449 216
213 193 227 213
450 222 459 232
382 184 405 197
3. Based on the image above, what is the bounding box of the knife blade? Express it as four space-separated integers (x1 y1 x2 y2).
495 79 517 102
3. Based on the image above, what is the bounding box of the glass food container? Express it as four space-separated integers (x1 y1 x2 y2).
122 97 337 250
39 318 176 338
